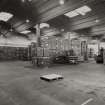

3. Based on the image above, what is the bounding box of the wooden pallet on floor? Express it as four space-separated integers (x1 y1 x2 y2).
40 74 63 81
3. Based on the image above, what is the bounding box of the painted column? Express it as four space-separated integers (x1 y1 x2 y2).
36 24 41 47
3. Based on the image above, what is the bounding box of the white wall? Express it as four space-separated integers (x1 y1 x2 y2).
100 42 105 49
0 36 31 47
88 44 98 55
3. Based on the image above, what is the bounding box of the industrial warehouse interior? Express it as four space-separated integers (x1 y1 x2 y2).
0 0 105 105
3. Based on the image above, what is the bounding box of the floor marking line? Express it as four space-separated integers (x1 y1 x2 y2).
81 98 93 105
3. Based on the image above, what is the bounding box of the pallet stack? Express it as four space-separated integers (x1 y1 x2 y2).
31 47 51 67
0 46 29 61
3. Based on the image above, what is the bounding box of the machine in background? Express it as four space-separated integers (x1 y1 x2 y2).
95 48 104 64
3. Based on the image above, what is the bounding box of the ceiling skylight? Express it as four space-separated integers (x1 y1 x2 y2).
64 11 79 18
20 30 31 34
75 5 92 15
64 5 91 18
0 12 13 22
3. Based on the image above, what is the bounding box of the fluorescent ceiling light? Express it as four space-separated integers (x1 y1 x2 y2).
20 30 31 34
0 12 13 22
75 5 92 15
64 11 79 18
40 23 50 29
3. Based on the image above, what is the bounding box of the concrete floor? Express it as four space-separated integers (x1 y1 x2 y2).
0 60 105 105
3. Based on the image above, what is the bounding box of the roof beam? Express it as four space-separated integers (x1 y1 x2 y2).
37 0 96 23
